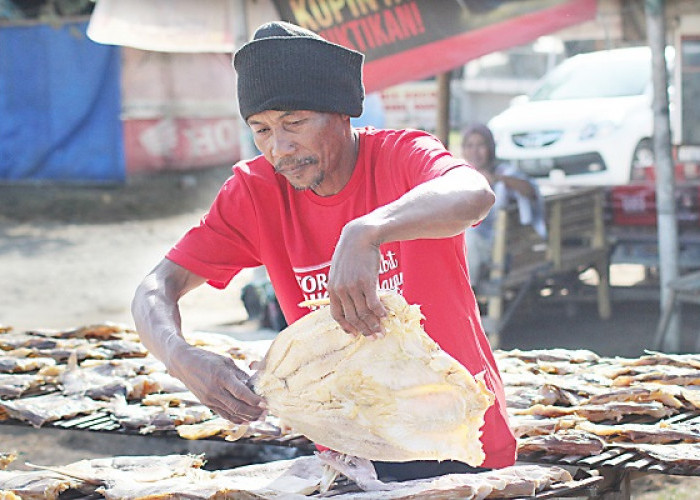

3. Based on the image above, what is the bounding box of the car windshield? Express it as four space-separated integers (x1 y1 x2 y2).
530 52 650 100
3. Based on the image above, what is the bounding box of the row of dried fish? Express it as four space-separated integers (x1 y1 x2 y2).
0 325 294 444
3 324 700 468
0 323 258 370
0 451 584 500
497 348 700 469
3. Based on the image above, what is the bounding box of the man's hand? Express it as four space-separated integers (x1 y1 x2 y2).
132 259 266 424
327 219 386 338
168 344 266 424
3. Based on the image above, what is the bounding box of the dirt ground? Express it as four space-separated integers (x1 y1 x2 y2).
1 165 699 497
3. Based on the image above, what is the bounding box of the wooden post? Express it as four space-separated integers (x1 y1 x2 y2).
436 72 451 148
485 209 509 347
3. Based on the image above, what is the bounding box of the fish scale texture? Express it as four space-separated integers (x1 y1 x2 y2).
253 292 494 466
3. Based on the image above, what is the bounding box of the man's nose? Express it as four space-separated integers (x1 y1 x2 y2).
271 131 296 158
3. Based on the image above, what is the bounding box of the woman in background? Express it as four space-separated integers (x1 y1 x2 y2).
462 123 546 287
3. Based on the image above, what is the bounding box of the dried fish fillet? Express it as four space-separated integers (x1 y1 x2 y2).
513 401 675 422
50 454 204 484
0 373 51 399
108 395 212 433
623 443 700 467
0 470 82 500
253 292 494 466
518 430 605 456
498 348 600 364
0 356 55 374
577 421 700 444
0 393 105 427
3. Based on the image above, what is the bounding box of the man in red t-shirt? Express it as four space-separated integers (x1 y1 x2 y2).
132 21 516 479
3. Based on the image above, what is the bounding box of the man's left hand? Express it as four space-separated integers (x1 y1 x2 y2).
327 220 386 338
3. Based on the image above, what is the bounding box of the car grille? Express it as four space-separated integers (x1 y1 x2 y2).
518 152 607 177
512 131 563 148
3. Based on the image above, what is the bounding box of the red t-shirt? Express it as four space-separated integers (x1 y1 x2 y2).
167 127 516 468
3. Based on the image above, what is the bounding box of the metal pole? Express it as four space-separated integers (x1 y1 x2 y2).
645 0 681 351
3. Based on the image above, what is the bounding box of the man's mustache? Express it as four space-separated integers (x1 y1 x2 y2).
275 156 318 171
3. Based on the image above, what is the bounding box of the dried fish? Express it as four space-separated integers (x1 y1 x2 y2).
518 430 606 456
512 401 675 422
108 395 213 433
499 348 600 364
253 292 494 466
0 356 55 374
0 470 82 499
96 340 148 358
624 443 700 467
582 383 686 409
0 373 52 399
0 393 105 427
577 421 700 444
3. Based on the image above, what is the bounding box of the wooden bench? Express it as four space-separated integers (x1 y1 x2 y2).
476 186 611 345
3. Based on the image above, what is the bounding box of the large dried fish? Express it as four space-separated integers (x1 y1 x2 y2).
253 292 494 466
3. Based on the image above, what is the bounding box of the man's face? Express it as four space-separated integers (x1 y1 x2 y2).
247 110 348 193
462 133 492 172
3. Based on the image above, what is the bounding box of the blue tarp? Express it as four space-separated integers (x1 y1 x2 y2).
0 20 124 182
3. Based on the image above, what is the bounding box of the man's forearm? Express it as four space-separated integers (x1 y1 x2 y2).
354 167 494 245
131 259 206 371
131 281 190 373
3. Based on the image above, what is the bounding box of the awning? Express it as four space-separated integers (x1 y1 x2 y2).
88 0 597 92
273 0 598 92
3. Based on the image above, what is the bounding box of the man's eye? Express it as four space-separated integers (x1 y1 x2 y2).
254 128 269 135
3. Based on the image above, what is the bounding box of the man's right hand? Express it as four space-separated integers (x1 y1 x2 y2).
168 343 266 424
132 258 266 424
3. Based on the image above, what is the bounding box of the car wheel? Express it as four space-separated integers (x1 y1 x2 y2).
630 139 654 181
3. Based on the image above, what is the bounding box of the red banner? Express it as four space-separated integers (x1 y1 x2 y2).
273 0 597 92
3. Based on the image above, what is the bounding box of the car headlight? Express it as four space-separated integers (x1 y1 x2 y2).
579 120 618 140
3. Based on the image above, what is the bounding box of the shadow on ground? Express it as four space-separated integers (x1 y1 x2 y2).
0 165 233 224
498 292 700 357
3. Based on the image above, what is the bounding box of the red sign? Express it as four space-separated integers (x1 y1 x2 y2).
272 0 597 92
123 118 240 173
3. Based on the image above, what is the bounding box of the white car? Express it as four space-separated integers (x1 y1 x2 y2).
488 46 667 186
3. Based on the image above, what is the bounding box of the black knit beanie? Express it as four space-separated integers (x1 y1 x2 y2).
234 21 365 120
